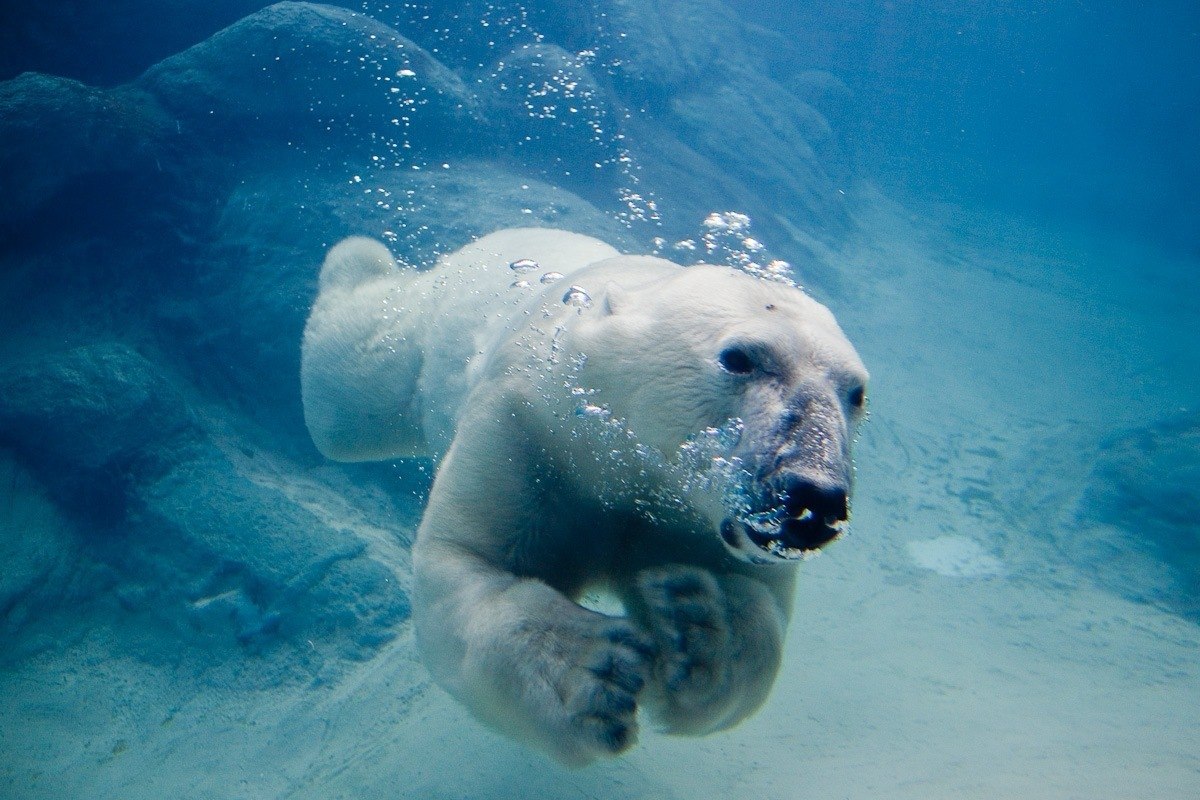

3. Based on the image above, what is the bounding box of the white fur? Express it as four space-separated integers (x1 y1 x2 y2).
301 228 868 765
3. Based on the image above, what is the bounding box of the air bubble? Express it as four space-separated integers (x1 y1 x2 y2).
562 285 592 308
509 258 538 272
539 271 564 284
509 279 532 289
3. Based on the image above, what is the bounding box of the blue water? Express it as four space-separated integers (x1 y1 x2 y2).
1 2 1197 798
731 1 1200 256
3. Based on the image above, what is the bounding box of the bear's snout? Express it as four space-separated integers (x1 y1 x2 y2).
780 473 848 523
775 473 849 551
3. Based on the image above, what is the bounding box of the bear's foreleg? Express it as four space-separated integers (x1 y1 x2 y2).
414 541 655 765
412 404 661 764
630 565 787 735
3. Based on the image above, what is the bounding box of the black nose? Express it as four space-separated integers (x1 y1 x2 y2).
780 475 848 523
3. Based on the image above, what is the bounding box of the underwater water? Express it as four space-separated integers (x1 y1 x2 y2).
1 0 1197 797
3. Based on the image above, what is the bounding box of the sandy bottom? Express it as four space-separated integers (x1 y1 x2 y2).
2 195 1198 799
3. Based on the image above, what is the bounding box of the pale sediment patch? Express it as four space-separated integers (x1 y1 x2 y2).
907 535 1004 578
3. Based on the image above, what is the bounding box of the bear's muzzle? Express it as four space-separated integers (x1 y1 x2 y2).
720 388 854 562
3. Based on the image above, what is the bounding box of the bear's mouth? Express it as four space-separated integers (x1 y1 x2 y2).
720 508 848 563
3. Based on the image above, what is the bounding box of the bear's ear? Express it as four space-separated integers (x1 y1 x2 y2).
601 282 629 316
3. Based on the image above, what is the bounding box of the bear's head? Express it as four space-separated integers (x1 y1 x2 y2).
570 263 868 563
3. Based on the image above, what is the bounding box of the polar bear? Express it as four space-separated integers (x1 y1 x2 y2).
301 228 868 765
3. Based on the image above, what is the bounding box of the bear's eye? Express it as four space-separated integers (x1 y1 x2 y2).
849 385 866 408
718 346 756 375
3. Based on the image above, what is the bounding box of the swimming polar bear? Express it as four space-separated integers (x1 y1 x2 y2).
301 228 868 765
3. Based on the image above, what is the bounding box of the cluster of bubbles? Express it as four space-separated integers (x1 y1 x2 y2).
507 257 570 291
501 49 601 132
491 43 660 230
570 399 813 558
615 186 660 228
507 257 591 311
695 212 797 286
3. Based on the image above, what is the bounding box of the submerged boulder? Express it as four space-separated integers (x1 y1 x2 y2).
0 343 197 503
1069 413 1200 620
0 73 171 230
0 342 410 665
136 2 485 150
0 0 276 86
0 450 95 655
789 70 859 137
669 76 852 230
134 444 411 660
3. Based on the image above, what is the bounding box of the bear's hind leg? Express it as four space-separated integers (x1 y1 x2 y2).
301 237 428 461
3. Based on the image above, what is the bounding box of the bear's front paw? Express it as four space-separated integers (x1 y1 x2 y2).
554 619 656 761
634 566 734 733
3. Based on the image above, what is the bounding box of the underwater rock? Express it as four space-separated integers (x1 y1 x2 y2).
0 1 861 248
358 0 544 70
0 73 171 230
0 450 96 652
320 159 637 265
0 1 277 86
135 445 410 658
0 341 409 661
137 2 484 150
787 70 861 179
0 342 197 486
1069 413 1200 620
